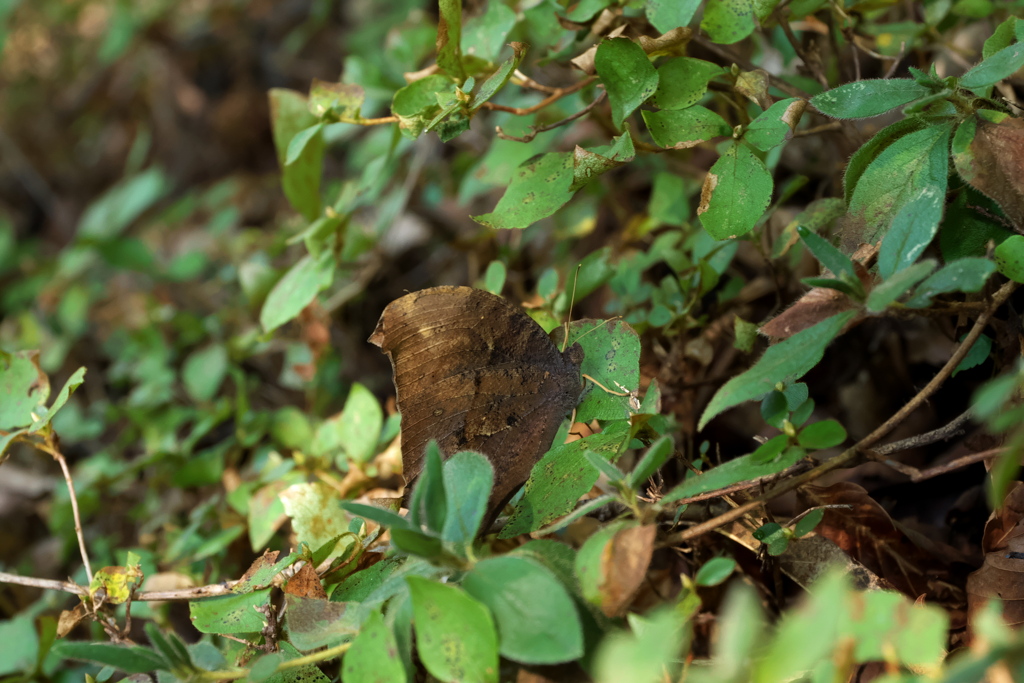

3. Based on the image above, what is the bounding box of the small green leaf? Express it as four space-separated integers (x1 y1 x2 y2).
646 0 702 33
259 252 334 333
595 37 659 129
473 152 574 229
463 556 584 664
76 168 171 241
653 57 725 110
698 143 773 240
960 42 1024 90
51 642 167 674
407 577 499 683
810 79 930 119
627 436 674 489
189 588 273 634
0 351 48 430
698 311 856 429
408 442 446 534
953 333 992 377
182 344 228 403
285 124 324 165
745 98 806 151
701 0 756 45
338 383 383 464
903 257 995 308
342 610 407 683
483 261 506 294
878 185 946 279
797 225 855 280
643 106 731 149
469 43 528 110
994 235 1024 283
441 451 493 545
661 442 805 504
865 260 937 312
797 420 847 449
392 75 457 138
695 557 737 586
793 508 824 537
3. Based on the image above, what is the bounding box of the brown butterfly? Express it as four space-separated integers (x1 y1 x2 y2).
369 286 584 516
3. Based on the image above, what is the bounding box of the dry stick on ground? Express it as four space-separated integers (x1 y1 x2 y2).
662 279 1020 547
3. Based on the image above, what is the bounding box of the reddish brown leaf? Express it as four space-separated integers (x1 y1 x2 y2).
799 482 963 600
283 562 327 600
954 114 1024 229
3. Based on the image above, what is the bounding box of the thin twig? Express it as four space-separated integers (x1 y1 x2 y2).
481 76 598 116
496 92 607 142
905 447 1006 483
775 8 829 88
0 571 88 595
52 448 93 582
871 408 974 455
662 280 1019 546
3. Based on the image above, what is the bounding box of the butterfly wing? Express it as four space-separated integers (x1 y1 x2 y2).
369 286 584 511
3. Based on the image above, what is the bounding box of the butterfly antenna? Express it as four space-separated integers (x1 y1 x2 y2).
562 264 582 353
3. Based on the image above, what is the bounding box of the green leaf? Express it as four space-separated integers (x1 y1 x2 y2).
753 522 790 555
810 79 930 119
500 421 631 538
285 123 324 165
441 451 493 545
797 419 847 449
646 0 702 33
407 442 446 534
642 106 731 149
483 260 506 294
593 606 687 682
338 383 384 464
472 152 574 229
280 482 355 563
585 450 626 484
182 344 228 403
595 37 659 129
627 435 674 489
661 444 806 505
555 319 640 422
866 260 937 312
571 130 635 191
745 98 806 151
697 142 774 240
698 311 856 429
407 577 499 683
994 234 1024 283
953 333 991 377
343 610 406 683
793 508 825 537
797 225 855 280
462 556 584 664
695 557 737 586
340 502 409 531
50 641 167 674
903 257 995 308
846 123 952 245
653 57 725 110
76 167 171 241
392 75 457 138
0 351 48 430
960 42 1024 90
259 251 334 333
190 587 273 634
462 1 516 61
983 17 1019 59
701 0 756 45
469 43 528 111
878 185 946 279
436 0 465 82
844 117 926 204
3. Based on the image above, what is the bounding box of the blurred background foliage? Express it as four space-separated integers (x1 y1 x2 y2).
2 0 1024 679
